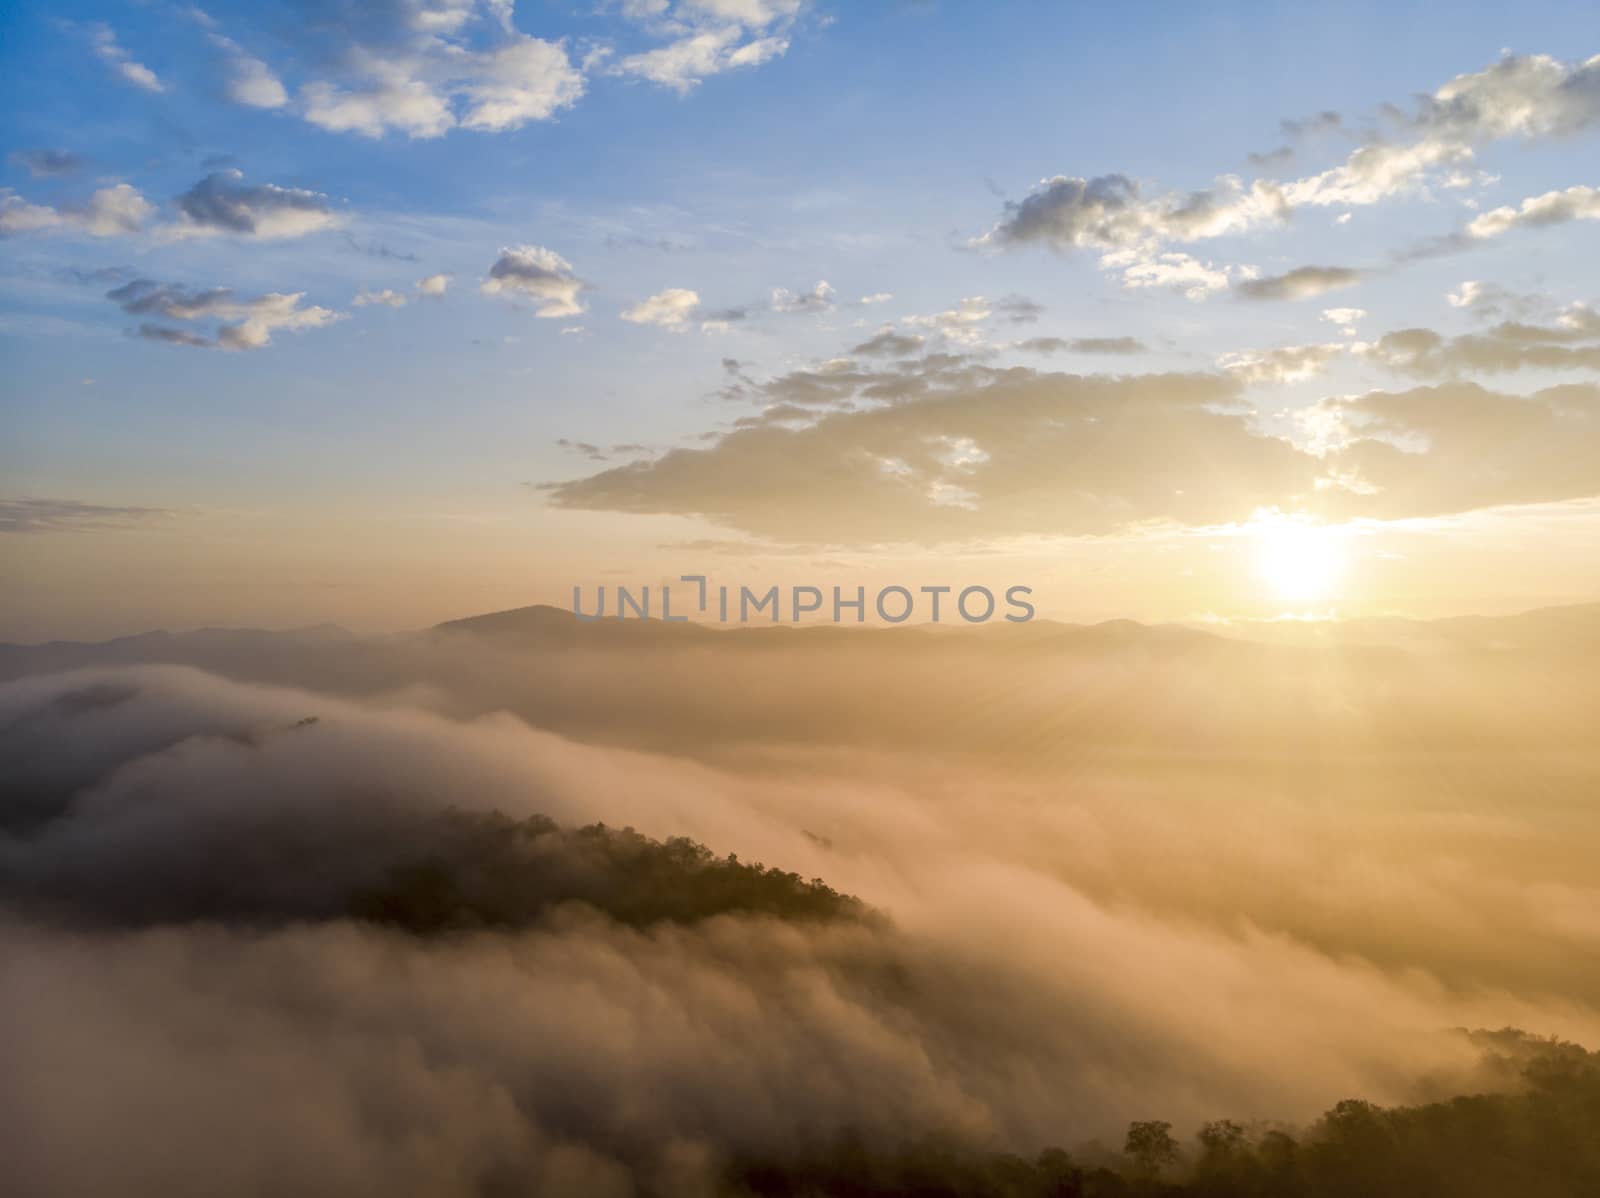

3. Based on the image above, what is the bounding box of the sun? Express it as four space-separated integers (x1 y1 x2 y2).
1251 511 1346 602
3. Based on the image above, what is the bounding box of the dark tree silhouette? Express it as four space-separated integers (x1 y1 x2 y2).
1125 1120 1180 1178
726 1031 1600 1197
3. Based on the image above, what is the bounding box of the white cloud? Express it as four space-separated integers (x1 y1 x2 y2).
622 287 701 328
417 274 452 297
0 184 154 238
1466 186 1600 240
203 29 288 108
76 187 154 238
680 0 802 23
286 3 583 139
771 280 834 313
1282 138 1472 208
902 296 992 345
613 0 800 92
1282 54 1600 211
1421 52 1600 142
1218 343 1344 383
1322 307 1367 336
457 37 588 130
88 24 164 93
976 53 1600 280
615 26 788 93
904 296 989 328
482 245 586 318
1108 250 1240 301
301 66 458 139
354 289 408 308
0 193 65 236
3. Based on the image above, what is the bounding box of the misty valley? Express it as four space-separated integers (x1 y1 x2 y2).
3 604 1598 1195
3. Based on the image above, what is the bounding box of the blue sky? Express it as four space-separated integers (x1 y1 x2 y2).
3 1 1600 637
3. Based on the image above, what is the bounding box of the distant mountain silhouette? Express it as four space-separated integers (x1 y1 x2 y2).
1204 601 1600 653
1428 601 1600 652
426 602 1230 655
0 623 354 682
5 602 1599 679
430 603 718 646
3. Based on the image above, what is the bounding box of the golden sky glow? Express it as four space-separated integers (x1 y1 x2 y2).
3 12 1600 639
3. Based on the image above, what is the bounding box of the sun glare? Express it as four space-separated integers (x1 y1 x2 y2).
1252 512 1346 602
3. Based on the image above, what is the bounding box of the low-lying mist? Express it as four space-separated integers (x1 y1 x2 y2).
3 610 1598 1195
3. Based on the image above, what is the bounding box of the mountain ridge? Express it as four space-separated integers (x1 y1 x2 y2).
4 600 1598 663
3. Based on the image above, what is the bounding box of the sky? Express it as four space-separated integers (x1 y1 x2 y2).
2 0 1600 640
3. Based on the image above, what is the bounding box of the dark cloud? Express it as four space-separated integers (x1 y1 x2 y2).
1280 110 1344 139
8 149 83 178
602 232 694 253
60 264 133 286
341 232 420 261
135 323 213 347
1017 336 1145 355
977 173 1285 257
110 279 221 318
979 174 1144 251
994 294 1044 323
1247 145 1296 170
1445 280 1553 322
482 245 585 318
108 278 342 350
173 169 339 239
1327 381 1600 517
1363 311 1600 376
544 327 1600 539
556 438 608 461
1236 265 1365 301
546 368 1328 542
850 330 925 358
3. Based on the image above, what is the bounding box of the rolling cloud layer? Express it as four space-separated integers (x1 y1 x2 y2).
4 627 1598 1195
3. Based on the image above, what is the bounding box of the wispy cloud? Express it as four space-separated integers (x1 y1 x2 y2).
0 497 173 534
